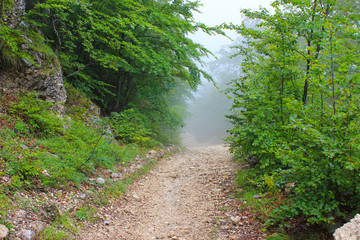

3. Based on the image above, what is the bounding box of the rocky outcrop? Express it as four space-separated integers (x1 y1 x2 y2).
1 0 67 112
0 61 67 105
3 0 26 28
334 214 360 240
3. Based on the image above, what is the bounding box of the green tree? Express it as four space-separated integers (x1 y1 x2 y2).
27 0 222 144
227 0 360 226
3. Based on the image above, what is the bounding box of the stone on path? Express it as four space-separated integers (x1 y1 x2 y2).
0 224 9 239
17 229 35 240
334 214 360 240
110 172 120 179
96 177 106 184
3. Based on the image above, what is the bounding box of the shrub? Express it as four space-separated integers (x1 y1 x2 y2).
108 108 154 146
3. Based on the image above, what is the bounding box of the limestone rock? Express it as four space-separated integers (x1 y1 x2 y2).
30 221 45 236
17 229 35 240
96 177 106 184
20 144 29 149
0 224 9 239
149 150 157 155
0 64 67 111
110 172 120 179
132 194 140 200
0 0 67 114
41 169 50 177
5 0 26 28
78 193 87 199
16 209 26 219
230 216 241 224
103 169 113 175
334 214 360 240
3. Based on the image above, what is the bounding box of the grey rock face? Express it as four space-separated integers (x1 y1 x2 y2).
1 0 67 113
5 0 26 28
0 64 67 111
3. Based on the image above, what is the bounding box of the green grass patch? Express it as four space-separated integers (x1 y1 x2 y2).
40 213 78 240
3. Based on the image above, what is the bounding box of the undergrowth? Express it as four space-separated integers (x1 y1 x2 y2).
0 91 154 189
0 90 164 237
234 160 332 240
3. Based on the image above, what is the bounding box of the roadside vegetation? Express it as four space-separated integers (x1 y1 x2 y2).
226 0 360 238
0 89 175 237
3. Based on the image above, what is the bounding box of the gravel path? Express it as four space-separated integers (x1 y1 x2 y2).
76 145 266 240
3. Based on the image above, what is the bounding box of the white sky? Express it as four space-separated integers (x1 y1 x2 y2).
190 0 273 54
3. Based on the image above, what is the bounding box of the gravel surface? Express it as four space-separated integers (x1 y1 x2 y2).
76 145 267 240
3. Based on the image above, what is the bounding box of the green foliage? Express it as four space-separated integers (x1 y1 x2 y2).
266 234 288 240
36 121 126 183
9 92 63 135
27 0 221 144
108 108 153 145
40 213 77 240
41 226 70 240
227 0 360 226
75 205 97 221
0 25 33 68
235 167 286 223
0 191 12 226
0 92 138 188
63 83 99 120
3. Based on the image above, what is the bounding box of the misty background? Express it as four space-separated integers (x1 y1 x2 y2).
182 38 244 146
182 0 271 146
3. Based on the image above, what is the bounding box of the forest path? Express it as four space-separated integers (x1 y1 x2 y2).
76 145 266 240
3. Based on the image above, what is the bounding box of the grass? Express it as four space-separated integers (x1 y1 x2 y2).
0 191 14 228
40 213 78 240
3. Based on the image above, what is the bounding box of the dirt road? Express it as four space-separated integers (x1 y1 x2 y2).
76 145 266 240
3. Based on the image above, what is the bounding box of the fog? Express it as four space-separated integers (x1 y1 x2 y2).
182 39 245 147
182 0 272 146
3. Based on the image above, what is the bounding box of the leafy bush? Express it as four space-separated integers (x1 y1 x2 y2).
108 108 154 146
